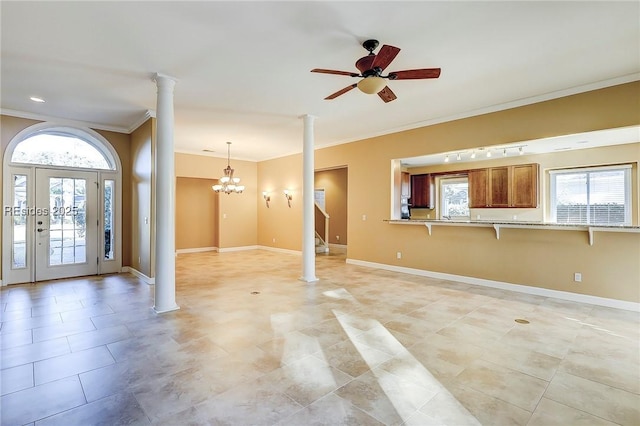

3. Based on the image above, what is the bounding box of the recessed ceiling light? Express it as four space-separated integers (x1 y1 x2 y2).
202 149 215 153
576 140 589 144
30 96 45 103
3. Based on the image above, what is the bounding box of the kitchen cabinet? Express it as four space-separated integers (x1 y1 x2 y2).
468 163 538 208
511 163 538 207
411 174 434 209
489 166 510 207
468 169 488 208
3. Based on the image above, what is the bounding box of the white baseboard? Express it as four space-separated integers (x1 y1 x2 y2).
329 243 347 248
218 245 259 253
258 245 302 256
122 266 155 285
176 246 218 255
346 258 640 312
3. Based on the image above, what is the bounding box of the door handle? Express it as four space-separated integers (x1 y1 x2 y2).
37 228 48 232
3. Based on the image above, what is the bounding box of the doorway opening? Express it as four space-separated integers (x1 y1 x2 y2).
3 124 122 285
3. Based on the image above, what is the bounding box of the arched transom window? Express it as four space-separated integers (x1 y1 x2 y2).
11 132 115 170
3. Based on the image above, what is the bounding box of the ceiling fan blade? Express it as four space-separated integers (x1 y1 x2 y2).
371 45 401 71
311 68 359 77
325 84 357 100
388 68 441 80
377 86 397 103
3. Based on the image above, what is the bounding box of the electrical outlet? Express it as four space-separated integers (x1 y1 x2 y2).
574 272 582 282
138 256 141 264
272 238 276 243
336 235 340 241
396 251 402 259
427 214 430 219
362 214 367 221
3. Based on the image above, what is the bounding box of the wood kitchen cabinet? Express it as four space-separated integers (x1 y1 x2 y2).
489 166 510 207
511 163 538 207
411 174 434 209
468 169 489 208
468 163 538 208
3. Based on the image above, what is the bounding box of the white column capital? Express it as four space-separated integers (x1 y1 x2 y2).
152 73 178 88
299 114 317 121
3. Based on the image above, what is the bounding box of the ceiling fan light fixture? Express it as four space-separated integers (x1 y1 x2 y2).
357 76 386 94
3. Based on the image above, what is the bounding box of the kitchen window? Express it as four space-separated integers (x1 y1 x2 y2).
440 176 469 220
549 165 631 225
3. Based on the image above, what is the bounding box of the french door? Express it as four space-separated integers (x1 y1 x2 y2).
34 169 99 281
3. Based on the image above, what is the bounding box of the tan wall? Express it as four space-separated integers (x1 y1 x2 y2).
315 168 348 245
0 115 133 275
176 177 218 249
264 82 640 303
130 119 153 277
175 152 257 249
257 153 303 251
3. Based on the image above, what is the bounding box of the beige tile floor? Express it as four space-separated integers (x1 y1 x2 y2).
1 248 639 425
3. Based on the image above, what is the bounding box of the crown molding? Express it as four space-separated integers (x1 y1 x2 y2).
174 148 258 162
0 108 157 135
0 108 132 134
128 110 155 133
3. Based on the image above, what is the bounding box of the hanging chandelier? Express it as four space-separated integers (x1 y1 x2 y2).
212 142 245 194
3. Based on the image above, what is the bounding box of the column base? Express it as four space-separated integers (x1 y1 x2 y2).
299 276 319 283
153 304 180 314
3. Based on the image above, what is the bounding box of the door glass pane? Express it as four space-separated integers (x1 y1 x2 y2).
49 177 87 265
104 180 114 260
12 175 27 269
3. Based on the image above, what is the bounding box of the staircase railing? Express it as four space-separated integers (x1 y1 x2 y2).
314 201 330 253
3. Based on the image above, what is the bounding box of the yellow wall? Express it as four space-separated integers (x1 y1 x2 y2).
130 119 154 277
176 177 218 250
257 153 302 251
175 152 258 249
259 81 640 303
315 168 348 245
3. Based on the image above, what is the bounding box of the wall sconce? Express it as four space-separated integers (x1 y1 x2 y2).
283 190 293 208
262 191 271 208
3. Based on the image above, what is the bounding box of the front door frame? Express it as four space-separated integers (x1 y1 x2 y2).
2 123 122 285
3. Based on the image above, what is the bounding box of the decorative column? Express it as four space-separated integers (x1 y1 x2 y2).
152 73 180 313
300 114 318 282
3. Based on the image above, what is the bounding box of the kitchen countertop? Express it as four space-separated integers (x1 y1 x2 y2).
386 219 639 245
386 219 640 230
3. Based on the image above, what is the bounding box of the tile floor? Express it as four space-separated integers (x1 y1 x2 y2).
1 248 639 425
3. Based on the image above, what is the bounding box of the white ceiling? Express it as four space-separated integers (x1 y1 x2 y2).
1 1 639 162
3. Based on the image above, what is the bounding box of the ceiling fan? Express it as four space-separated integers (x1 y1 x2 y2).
311 39 441 103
